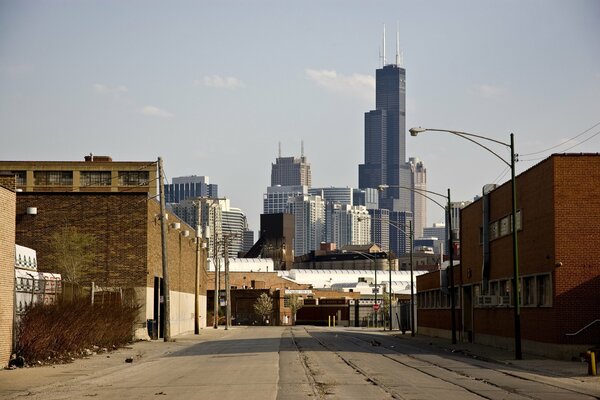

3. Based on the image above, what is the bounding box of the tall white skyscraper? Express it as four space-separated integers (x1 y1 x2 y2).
263 185 308 214
285 194 325 257
326 204 371 248
409 157 427 239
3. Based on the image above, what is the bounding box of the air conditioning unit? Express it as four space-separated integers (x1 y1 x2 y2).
498 295 511 306
477 295 498 306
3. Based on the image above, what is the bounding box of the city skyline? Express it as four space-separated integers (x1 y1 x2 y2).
1 1 599 231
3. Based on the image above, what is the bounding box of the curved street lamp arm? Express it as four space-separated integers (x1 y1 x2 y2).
424 128 510 147
379 185 447 210
451 131 511 168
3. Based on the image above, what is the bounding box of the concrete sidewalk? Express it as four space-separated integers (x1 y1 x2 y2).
0 327 243 398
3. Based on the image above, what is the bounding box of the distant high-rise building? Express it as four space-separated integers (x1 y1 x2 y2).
409 157 427 238
309 187 353 206
242 229 254 254
325 204 371 248
285 194 325 257
263 185 307 214
271 145 311 187
423 222 446 243
221 200 246 258
390 210 413 256
358 30 411 213
353 188 379 210
369 208 390 251
164 175 218 204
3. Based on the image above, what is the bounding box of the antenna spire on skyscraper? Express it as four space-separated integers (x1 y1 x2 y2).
382 24 387 67
301 140 304 157
278 141 281 158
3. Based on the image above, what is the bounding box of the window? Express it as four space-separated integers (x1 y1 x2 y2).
489 221 499 240
489 281 499 296
500 216 510 236
34 171 73 186
15 171 26 185
118 171 149 186
80 171 111 186
536 274 551 306
522 276 535 306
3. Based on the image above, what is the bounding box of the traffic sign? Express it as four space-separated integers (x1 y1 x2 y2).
373 304 380 311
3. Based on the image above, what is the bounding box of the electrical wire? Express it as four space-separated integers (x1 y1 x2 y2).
520 121 600 157
491 166 511 185
520 128 600 162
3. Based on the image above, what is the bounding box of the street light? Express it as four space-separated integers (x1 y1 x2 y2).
366 215 414 333
346 250 380 327
378 186 450 339
410 127 521 360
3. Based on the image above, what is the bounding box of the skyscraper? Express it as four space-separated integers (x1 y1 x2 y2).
271 144 311 187
359 29 411 213
164 175 218 204
409 157 427 239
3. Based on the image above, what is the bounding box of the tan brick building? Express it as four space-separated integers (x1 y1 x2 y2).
0 155 157 197
15 192 208 338
417 154 600 358
0 176 16 367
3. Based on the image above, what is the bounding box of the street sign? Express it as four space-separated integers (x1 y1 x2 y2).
373 304 380 311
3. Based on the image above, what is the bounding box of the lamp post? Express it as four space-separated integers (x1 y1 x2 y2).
410 127 521 359
365 216 413 333
379 184 455 342
347 250 379 327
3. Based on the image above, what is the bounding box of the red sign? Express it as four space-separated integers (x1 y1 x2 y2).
373 304 380 311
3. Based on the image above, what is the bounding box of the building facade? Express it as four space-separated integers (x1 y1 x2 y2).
390 211 413 256
0 176 16 368
409 157 427 238
164 175 218 204
309 187 353 206
417 154 600 359
263 185 307 214
326 204 371 248
358 60 411 213
0 155 158 198
286 194 325 257
15 192 209 339
271 154 311 187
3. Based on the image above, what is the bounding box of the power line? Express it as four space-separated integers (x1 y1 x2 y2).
520 121 600 157
520 128 600 162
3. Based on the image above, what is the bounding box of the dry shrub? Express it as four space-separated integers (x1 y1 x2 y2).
16 301 139 363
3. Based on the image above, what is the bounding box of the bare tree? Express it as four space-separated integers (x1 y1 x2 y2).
253 293 273 325
47 225 97 285
288 294 304 325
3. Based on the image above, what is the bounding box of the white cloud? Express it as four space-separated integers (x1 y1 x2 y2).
305 68 375 100
197 75 245 89
474 84 507 98
93 83 128 97
138 105 174 118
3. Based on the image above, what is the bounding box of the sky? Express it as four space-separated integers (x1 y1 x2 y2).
1 0 599 232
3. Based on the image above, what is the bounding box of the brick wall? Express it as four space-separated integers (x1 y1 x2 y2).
146 200 202 295
206 271 309 292
460 154 600 345
15 193 148 288
0 181 16 367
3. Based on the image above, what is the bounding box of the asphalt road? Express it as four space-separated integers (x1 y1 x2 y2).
1 327 598 400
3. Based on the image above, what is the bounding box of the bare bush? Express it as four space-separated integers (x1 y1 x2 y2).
16 301 138 364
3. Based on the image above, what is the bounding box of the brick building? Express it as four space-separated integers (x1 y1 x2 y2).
0 156 157 197
417 154 600 358
15 192 208 339
0 176 16 367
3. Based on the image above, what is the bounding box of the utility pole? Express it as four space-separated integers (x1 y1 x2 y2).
224 238 231 329
194 224 201 335
158 157 171 341
212 210 219 329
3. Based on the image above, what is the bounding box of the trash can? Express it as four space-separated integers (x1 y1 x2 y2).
147 319 158 340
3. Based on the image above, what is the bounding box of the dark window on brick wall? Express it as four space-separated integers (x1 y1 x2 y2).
118 171 149 186
81 171 112 186
34 171 73 186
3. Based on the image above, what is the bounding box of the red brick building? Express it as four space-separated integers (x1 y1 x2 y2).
417 154 600 358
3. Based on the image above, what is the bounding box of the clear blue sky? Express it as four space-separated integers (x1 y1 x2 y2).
1 0 599 231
